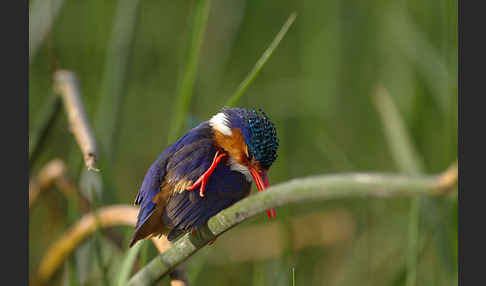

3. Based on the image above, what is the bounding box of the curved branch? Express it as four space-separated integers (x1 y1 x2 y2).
29 158 89 211
29 159 66 208
127 171 457 286
32 205 185 286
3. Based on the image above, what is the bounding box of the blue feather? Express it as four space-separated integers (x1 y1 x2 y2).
132 108 278 245
162 160 251 240
133 121 213 233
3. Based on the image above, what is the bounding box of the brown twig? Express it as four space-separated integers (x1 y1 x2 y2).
32 205 187 286
54 70 99 171
29 159 63 208
169 268 190 286
29 159 128 248
434 160 458 194
29 158 90 211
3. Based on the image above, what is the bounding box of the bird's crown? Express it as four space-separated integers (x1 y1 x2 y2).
214 107 279 169
245 109 279 168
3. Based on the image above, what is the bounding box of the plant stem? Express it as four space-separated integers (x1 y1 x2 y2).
117 242 143 286
292 267 295 286
33 206 165 286
167 0 212 143
29 0 65 63
406 199 420 286
373 85 425 286
127 170 456 286
95 0 141 161
29 93 62 166
373 85 424 174
226 12 297 107
55 70 99 171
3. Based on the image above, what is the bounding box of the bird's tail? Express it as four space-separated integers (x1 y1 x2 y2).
129 205 168 247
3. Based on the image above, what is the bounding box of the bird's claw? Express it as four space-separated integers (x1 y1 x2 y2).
266 208 276 219
187 150 226 197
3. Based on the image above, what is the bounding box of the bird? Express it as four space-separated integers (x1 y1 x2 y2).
129 107 279 247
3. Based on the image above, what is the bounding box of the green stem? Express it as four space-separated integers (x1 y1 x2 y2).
406 198 420 286
373 85 424 174
29 93 62 166
373 86 424 286
167 0 212 143
29 0 65 63
226 12 297 107
127 172 451 286
90 185 110 286
117 242 143 286
95 0 141 162
292 267 295 286
139 241 150 267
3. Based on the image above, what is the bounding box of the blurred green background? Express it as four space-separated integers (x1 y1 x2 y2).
29 0 457 285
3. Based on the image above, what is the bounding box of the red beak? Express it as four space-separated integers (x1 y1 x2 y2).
249 167 276 219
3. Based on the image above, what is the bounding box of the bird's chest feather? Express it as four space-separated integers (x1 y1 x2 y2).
162 158 252 236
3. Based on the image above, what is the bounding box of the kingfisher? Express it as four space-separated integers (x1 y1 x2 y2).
129 107 279 247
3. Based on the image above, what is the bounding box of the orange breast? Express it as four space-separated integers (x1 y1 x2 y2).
213 128 248 166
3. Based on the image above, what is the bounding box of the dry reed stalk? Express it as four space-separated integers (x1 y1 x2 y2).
54 70 99 171
32 205 187 286
29 158 90 211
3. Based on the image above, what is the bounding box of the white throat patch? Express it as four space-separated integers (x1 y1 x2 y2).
209 112 232 136
228 157 252 182
210 112 250 181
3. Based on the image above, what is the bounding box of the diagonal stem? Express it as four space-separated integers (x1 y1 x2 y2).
226 12 297 107
127 169 457 286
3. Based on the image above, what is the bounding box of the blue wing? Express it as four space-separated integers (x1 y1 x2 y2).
131 121 252 245
162 159 252 241
130 122 214 246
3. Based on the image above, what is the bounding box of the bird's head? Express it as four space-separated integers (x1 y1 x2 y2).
209 107 279 192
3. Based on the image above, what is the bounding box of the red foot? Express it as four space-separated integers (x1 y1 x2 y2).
266 208 277 219
187 150 226 197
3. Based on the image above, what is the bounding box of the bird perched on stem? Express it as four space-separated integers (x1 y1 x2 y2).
129 107 279 247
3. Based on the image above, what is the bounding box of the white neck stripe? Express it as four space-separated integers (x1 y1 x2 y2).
209 112 232 136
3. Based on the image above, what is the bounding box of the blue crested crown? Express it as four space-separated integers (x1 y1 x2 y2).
222 107 279 169
246 109 279 168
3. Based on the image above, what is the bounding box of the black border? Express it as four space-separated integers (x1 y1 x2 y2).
459 0 484 285
2 0 28 284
